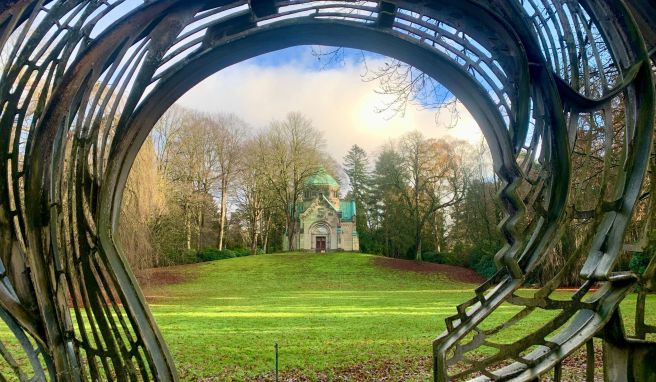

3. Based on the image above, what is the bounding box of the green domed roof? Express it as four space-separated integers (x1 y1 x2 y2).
305 167 339 187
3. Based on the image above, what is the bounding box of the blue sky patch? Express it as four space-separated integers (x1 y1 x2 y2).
247 45 384 71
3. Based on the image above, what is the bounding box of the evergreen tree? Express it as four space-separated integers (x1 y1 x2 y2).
343 145 371 247
369 144 414 258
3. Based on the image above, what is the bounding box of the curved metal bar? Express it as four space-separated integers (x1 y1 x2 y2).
555 61 642 112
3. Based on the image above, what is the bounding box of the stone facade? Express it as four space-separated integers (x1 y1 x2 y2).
283 168 359 252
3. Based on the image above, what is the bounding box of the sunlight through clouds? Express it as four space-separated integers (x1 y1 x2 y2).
176 48 484 160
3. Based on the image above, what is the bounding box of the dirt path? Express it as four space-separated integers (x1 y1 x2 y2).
137 263 197 288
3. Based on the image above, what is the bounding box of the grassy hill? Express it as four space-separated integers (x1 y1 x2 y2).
145 253 656 381
0 252 651 380
0 252 652 380
140 252 654 381
142 252 485 381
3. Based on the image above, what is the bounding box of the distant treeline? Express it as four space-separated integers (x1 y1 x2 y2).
118 107 339 269
119 104 654 286
342 134 502 279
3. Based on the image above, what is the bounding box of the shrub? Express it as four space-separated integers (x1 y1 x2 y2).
195 247 259 262
231 247 251 257
465 241 501 278
630 249 654 275
447 252 467 267
196 248 235 262
421 251 439 263
473 254 497 279
164 249 199 266
422 251 466 266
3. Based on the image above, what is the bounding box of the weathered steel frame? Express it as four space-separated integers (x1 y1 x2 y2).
0 0 653 381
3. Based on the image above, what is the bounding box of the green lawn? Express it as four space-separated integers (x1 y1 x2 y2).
1 252 654 381
146 253 473 381
140 252 654 381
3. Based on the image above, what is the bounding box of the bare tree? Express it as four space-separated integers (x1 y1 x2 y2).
166 111 219 250
256 112 325 251
212 114 247 250
152 105 186 175
235 137 275 255
312 47 460 126
394 131 467 260
362 60 460 127
118 137 165 270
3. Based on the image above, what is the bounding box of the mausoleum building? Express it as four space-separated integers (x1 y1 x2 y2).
283 168 359 252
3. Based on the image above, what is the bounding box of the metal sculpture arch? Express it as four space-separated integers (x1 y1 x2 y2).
0 0 654 381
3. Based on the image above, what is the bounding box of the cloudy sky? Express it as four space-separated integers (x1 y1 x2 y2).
176 46 484 161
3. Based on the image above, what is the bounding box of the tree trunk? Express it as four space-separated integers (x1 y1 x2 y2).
434 213 441 253
415 226 423 261
385 223 390 257
263 214 271 253
263 229 269 254
250 228 258 256
218 186 228 250
197 207 203 251
287 218 296 251
250 199 260 256
185 203 191 251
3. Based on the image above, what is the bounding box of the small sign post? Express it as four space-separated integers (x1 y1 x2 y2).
274 342 279 382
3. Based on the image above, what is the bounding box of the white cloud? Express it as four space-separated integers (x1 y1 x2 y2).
176 58 484 161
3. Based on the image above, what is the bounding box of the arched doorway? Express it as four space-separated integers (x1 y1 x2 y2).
310 222 332 252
